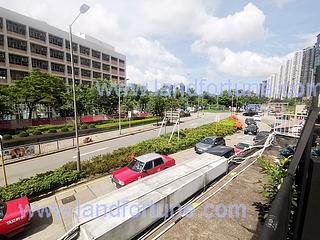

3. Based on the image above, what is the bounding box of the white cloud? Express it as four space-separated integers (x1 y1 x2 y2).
193 43 286 77
123 38 187 88
193 3 267 44
0 0 286 85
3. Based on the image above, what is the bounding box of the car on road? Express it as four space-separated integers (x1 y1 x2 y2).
244 124 259 135
253 131 270 143
0 197 31 239
205 146 235 158
253 116 261 121
234 142 252 153
245 118 256 126
195 136 226 154
111 153 175 187
243 109 257 116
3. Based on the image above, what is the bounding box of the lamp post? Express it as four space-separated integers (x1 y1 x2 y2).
69 3 90 171
0 135 8 187
118 77 122 135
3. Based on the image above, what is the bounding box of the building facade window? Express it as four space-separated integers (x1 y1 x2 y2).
111 56 118 65
50 48 64 60
92 49 100 59
119 68 125 76
6 20 26 35
102 53 110 61
9 53 28 66
119 59 125 67
66 53 78 63
7 37 27 51
0 35 3 46
30 43 47 56
80 57 90 67
111 66 118 75
0 18 3 30
0 51 5 63
93 71 101 79
10 70 28 80
49 34 63 47
29 27 46 42
92 60 101 69
81 69 91 78
0 68 6 80
68 66 79 75
80 45 90 56
103 73 110 80
65 40 78 51
31 58 48 70
51 62 65 73
102 63 110 71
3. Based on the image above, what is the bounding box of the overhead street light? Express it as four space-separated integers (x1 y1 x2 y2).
69 3 90 171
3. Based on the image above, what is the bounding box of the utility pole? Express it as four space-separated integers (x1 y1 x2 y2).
0 135 8 187
69 3 90 171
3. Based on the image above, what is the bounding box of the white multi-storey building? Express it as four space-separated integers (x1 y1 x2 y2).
267 50 303 99
0 7 126 85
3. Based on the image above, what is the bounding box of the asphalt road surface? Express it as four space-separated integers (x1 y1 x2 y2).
0 112 230 184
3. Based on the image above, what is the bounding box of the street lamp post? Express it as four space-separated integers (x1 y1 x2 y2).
0 135 8 187
69 3 90 171
118 77 122 135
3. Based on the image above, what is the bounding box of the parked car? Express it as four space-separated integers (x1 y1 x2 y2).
253 131 270 143
245 118 256 125
243 109 257 116
206 146 235 158
0 197 31 239
253 116 261 121
195 136 226 154
234 142 251 153
244 124 258 135
111 153 175 187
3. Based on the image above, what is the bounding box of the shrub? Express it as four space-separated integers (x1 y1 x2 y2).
18 132 29 137
2 134 12 140
89 124 96 129
0 117 237 201
48 129 57 134
0 168 81 201
33 130 42 136
60 127 69 132
80 125 88 130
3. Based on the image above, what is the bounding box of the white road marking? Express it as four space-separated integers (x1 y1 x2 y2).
72 147 110 158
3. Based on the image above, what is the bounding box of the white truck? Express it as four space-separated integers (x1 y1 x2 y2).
59 153 228 240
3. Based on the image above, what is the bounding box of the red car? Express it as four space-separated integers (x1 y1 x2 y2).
0 197 31 239
234 142 251 154
111 153 175 187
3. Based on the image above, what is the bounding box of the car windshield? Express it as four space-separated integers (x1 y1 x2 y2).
0 201 7 219
201 138 213 144
127 159 145 172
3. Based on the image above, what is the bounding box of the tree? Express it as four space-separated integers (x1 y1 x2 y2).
147 91 166 116
0 86 13 119
8 69 67 119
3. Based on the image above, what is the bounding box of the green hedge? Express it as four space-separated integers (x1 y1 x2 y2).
0 168 81 201
0 117 237 201
95 116 159 129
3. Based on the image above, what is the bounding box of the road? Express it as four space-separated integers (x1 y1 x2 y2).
14 114 271 240
1 112 230 184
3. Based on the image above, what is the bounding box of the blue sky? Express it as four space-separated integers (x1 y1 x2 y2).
0 0 318 92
